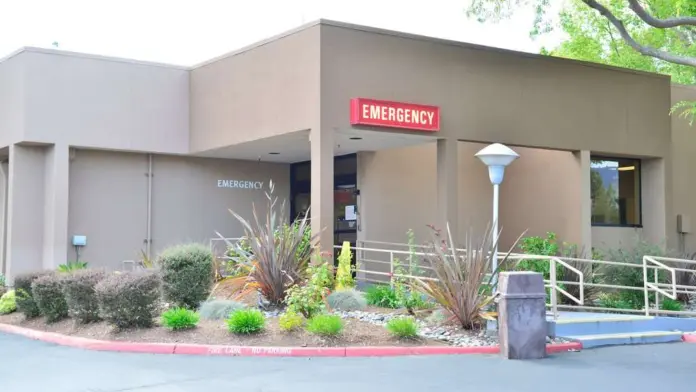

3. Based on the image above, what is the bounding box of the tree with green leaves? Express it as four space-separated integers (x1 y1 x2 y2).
467 0 696 124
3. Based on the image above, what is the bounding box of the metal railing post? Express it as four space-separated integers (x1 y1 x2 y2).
550 258 558 320
389 252 394 289
643 257 650 316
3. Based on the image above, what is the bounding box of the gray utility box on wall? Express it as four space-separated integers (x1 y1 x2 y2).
497 271 548 360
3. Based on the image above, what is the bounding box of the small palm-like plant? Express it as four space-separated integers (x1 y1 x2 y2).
216 180 318 305
410 223 523 330
58 261 88 273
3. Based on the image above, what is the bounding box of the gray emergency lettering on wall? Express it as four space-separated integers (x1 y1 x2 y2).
217 180 264 189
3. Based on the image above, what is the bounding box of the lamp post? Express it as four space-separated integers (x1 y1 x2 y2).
475 143 520 288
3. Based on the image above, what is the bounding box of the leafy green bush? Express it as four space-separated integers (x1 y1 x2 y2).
199 299 246 320
285 262 333 318
327 289 366 311
517 232 558 279
95 270 161 329
159 243 214 310
386 317 419 339
14 271 51 318
161 307 200 330
306 314 343 337
364 285 400 308
227 308 265 334
32 273 69 323
61 270 106 323
57 261 88 273
278 311 304 332
0 290 17 314
660 298 683 312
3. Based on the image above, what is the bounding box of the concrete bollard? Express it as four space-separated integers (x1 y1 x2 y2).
497 271 547 360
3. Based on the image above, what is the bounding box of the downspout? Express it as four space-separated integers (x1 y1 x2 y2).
146 154 153 260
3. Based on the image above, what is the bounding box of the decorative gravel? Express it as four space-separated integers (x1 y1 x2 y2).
332 310 572 347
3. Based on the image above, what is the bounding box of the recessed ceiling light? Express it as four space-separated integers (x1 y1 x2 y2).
268 152 280 155
349 137 363 140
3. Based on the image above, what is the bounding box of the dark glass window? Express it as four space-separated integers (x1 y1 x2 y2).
590 157 641 227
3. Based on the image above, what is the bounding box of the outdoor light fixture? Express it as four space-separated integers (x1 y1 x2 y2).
475 143 519 284
349 137 363 140
268 152 280 155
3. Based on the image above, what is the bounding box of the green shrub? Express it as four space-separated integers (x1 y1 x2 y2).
32 273 69 323
0 290 17 314
199 299 246 320
161 307 200 330
278 311 304 332
14 271 51 318
61 270 105 323
364 285 400 308
386 317 419 339
306 314 343 337
0 273 6 288
95 270 161 329
57 261 88 273
327 289 366 311
598 293 634 310
227 308 265 334
285 262 333 318
660 298 683 312
159 243 214 310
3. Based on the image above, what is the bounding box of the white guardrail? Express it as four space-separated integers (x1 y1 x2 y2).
209 237 696 319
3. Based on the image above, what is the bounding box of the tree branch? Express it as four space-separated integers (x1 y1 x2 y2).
627 0 696 28
582 0 696 67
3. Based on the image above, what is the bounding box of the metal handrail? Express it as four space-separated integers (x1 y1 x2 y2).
548 257 584 320
643 255 678 316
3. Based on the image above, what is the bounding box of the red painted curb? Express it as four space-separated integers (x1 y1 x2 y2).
0 323 582 357
682 334 696 343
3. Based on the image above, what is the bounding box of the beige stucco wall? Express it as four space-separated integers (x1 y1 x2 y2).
357 142 582 251
0 54 24 148
2 49 190 153
319 23 672 158
67 149 290 270
189 25 321 154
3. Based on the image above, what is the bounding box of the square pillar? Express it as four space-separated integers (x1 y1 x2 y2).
310 128 334 255
42 144 70 269
573 150 592 256
436 138 459 241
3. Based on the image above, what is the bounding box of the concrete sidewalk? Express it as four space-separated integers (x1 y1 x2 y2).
1 332 694 392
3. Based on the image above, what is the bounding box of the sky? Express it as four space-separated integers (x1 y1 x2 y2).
0 0 566 66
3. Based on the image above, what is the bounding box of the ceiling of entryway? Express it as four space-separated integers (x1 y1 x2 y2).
195 128 437 163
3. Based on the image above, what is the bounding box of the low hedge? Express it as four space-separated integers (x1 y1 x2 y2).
14 271 52 318
32 273 69 323
62 269 106 323
95 270 161 328
159 243 214 309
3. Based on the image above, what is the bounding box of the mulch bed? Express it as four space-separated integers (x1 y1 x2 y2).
0 312 446 348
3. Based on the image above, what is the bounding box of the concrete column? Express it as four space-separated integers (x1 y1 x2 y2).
6 144 46 280
573 150 592 256
42 144 70 269
436 138 459 241
0 160 8 277
642 158 668 246
310 128 334 255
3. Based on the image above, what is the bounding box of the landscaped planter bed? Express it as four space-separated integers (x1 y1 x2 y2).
0 311 447 348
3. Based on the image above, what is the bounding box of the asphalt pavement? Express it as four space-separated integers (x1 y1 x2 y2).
1 332 694 392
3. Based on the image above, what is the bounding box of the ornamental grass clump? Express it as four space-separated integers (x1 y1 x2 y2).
327 289 366 311
14 271 52 318
32 273 69 323
306 314 343 337
215 180 318 306
61 269 106 323
199 299 246 320
227 308 265 334
386 317 419 339
278 310 304 332
159 243 214 310
95 270 161 329
161 307 200 330
410 223 523 329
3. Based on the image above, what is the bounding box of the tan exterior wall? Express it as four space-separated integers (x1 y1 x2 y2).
319 23 672 157
671 84 696 252
357 142 582 250
67 149 290 270
189 25 321 153
6 49 190 153
0 54 24 148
